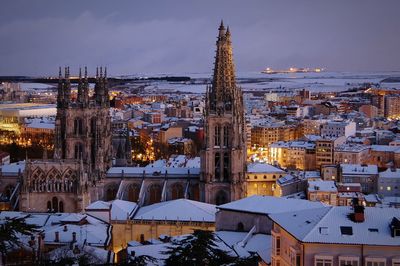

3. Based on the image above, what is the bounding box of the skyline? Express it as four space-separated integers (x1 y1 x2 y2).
1 0 400 76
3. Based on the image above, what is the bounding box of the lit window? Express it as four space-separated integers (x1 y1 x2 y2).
315 255 333 266
387 186 391 191
364 257 386 266
339 256 359 266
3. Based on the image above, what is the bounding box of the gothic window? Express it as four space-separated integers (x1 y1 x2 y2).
237 222 244 231
74 143 83 159
106 184 118 201
91 118 97 136
171 183 184 200
214 125 221 146
223 125 230 147
223 152 230 181
52 197 59 212
74 118 83 136
32 168 45 192
190 184 200 201
215 190 228 205
215 152 221 180
149 184 162 204
127 184 140 202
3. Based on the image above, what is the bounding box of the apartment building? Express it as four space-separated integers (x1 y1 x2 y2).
270 205 400 266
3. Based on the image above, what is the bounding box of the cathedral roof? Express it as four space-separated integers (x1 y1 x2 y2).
133 199 216 222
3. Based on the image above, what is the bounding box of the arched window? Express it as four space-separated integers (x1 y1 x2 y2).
215 152 221 180
74 143 83 159
52 197 59 212
214 125 221 146
47 201 51 212
90 118 97 136
237 222 245 232
127 184 140 202
190 184 200 201
74 118 83 135
171 183 184 200
149 184 162 204
59 201 64 213
223 126 229 147
215 190 228 205
106 185 118 201
223 152 230 181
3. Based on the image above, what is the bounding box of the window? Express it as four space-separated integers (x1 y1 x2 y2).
339 256 359 266
223 126 229 147
364 258 386 266
392 258 400 266
289 247 300 266
215 125 220 146
272 234 281 256
315 255 333 266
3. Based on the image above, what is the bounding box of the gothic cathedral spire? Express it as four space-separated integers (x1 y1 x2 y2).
201 22 247 205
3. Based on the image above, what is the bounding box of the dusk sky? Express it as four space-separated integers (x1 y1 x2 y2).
1 0 400 76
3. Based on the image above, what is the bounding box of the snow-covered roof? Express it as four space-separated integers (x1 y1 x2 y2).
0 211 111 248
110 200 138 220
217 195 324 215
379 168 400 179
134 199 216 222
341 164 378 175
215 231 271 264
107 166 200 178
0 161 25 176
308 180 337 192
371 145 400 152
48 245 114 264
86 199 138 220
247 163 285 174
270 206 400 246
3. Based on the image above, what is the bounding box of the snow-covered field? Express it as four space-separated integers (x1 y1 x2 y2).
143 71 400 94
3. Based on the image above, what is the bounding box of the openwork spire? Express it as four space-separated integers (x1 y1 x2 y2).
208 22 237 114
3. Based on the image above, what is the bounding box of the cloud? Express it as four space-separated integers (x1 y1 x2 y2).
0 1 400 76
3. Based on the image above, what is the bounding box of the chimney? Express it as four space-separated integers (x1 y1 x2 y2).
352 198 365 222
72 232 76 242
55 231 59 242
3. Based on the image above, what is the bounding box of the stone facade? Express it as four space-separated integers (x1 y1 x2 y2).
200 22 247 205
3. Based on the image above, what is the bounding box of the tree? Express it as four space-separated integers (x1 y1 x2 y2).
163 230 236 266
0 216 39 265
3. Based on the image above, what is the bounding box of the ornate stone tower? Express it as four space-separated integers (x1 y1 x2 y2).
54 66 112 182
201 22 247 205
20 67 112 212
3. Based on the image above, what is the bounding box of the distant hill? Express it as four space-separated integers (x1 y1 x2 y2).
381 77 400 83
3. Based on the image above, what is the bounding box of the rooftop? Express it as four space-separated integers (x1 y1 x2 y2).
133 199 216 222
270 206 400 246
217 195 324 215
247 163 285 174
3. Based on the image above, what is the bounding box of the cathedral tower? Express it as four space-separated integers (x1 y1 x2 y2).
20 67 112 213
54 66 112 182
201 22 247 205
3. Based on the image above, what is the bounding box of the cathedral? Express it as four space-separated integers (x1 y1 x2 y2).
11 22 246 213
